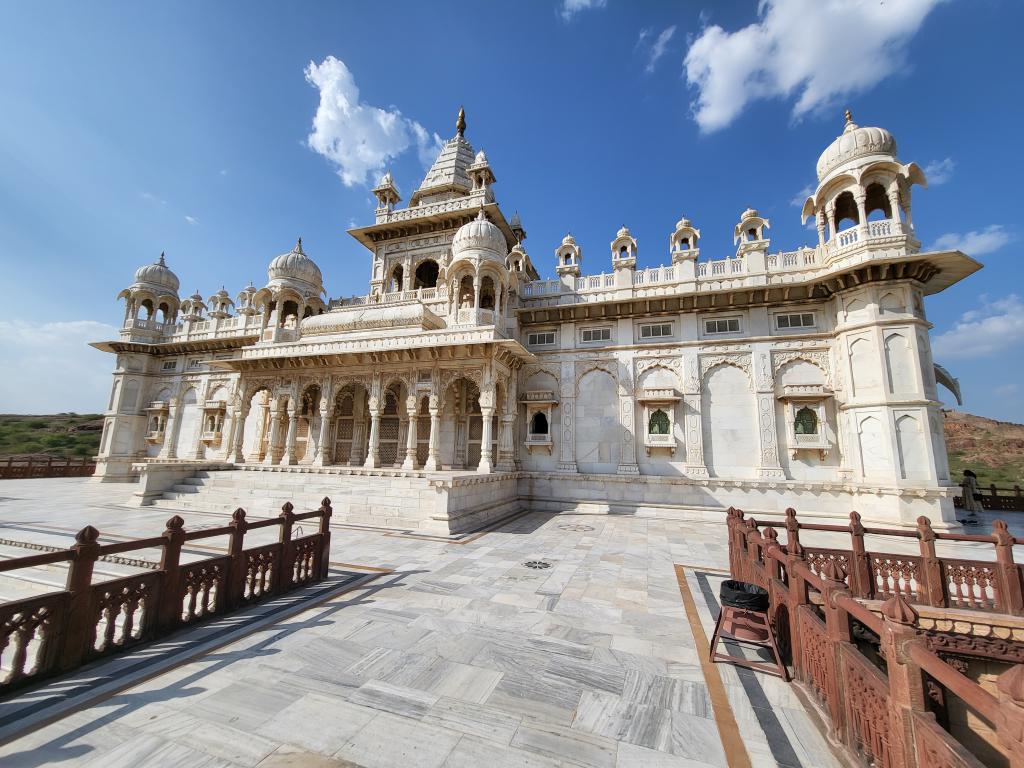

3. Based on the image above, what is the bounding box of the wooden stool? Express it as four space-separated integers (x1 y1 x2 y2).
709 580 787 680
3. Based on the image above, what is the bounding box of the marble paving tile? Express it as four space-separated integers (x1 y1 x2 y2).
486 668 583 726
78 732 236 768
442 735 563 768
189 678 303 731
422 696 522 745
615 742 720 768
667 711 727 767
621 671 713 718
334 711 461 768
258 744 363 767
347 678 439 719
511 721 618 768
571 690 672 752
410 658 504 703
259 692 377 756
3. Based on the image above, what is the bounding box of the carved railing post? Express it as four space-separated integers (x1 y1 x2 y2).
992 520 1024 615
60 525 101 670
227 508 248 608
318 497 333 580
821 559 850 738
916 517 945 607
784 507 802 557
848 511 872 598
879 596 922 768
158 515 186 631
995 666 1024 768
278 502 295 592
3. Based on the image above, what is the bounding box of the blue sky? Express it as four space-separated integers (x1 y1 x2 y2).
1 0 1022 420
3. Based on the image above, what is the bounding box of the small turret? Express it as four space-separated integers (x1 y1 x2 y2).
610 225 637 271
556 234 582 278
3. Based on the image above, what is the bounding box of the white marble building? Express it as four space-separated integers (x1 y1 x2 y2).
92 109 979 530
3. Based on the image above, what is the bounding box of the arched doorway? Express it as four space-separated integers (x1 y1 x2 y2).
379 387 402 466
242 388 272 462
416 395 431 466
296 385 320 463
414 260 439 289
332 389 355 465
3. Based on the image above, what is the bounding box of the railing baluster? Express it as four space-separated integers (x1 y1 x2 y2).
228 508 248 609
60 526 101 670
848 512 871 598
993 520 1024 615
318 497 333 580
916 517 945 607
279 502 295 592
158 515 185 631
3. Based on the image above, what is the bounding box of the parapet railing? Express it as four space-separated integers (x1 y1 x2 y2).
727 508 1024 768
955 483 1024 513
730 509 1024 614
1 456 96 479
0 499 333 693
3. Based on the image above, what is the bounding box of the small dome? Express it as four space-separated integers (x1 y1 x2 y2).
740 208 759 221
452 210 506 259
474 150 488 164
133 253 180 293
816 112 897 181
676 217 693 229
268 238 323 290
616 226 631 238
561 233 577 246
376 170 395 187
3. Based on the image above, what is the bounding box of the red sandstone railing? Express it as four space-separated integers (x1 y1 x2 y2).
0 456 96 479
727 508 1024 768
0 499 332 693
954 483 1024 512
730 508 1024 616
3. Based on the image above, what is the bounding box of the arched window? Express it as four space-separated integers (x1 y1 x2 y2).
480 276 495 310
389 265 404 292
141 299 154 319
648 409 670 435
414 260 439 289
746 228 758 242
157 302 170 322
794 407 818 435
458 275 474 308
678 237 689 250
619 245 629 258
530 412 548 435
563 253 571 265
864 182 892 221
833 191 859 230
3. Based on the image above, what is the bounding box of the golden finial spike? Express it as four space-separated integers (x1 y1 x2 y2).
844 108 853 124
456 106 466 137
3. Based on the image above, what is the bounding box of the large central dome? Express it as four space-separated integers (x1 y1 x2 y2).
267 238 323 292
133 253 180 293
452 210 507 259
816 113 897 182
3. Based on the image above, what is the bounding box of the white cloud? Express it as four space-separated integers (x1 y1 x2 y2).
559 0 606 21
305 56 442 187
683 0 944 132
639 26 676 73
184 215 199 225
140 191 167 206
0 320 119 413
932 295 1024 360
930 225 1011 256
790 183 815 208
924 157 954 185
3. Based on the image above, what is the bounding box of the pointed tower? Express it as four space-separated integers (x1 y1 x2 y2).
409 106 478 206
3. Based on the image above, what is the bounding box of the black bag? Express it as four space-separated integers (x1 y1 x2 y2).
719 580 769 611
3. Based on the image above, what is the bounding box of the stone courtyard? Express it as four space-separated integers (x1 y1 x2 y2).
0 478 838 767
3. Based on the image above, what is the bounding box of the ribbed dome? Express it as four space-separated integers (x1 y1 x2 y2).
816 114 897 182
133 253 180 293
616 226 631 238
268 238 323 289
452 210 506 259
561 233 577 246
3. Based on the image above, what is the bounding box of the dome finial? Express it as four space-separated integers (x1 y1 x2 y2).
456 105 466 137
158 252 166 266
295 237 303 253
844 108 853 124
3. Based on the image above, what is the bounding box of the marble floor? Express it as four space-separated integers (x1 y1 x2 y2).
0 478 840 768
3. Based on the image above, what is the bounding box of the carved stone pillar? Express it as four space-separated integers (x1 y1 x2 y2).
886 188 903 234
281 405 299 466
159 399 179 460
402 396 418 470
351 391 366 466
754 351 785 480
497 414 515 471
478 406 494 473
364 404 381 469
395 414 408 468
312 400 331 466
229 403 248 463
263 404 281 466
682 356 708 478
816 210 826 247
556 361 577 472
424 398 441 471
855 193 868 238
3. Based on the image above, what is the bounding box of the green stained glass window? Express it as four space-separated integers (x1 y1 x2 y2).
794 406 818 435
648 409 670 435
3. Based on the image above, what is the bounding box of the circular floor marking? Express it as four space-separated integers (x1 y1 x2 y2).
556 523 595 532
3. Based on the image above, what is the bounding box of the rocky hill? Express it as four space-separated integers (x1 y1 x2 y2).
943 410 1024 486
0 414 104 459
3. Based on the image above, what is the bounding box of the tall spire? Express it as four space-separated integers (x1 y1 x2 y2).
456 105 466 138
158 252 166 266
